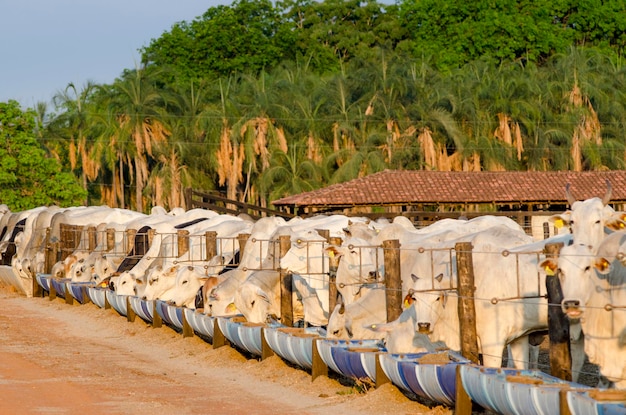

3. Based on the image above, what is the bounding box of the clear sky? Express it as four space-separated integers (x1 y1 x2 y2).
0 0 232 109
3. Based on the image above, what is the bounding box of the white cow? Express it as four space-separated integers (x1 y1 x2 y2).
407 225 550 369
327 215 529 309
207 216 288 317
549 182 623 252
541 235 626 388
145 216 253 303
369 301 446 354
168 265 220 308
548 183 625 381
326 285 387 340
234 215 373 324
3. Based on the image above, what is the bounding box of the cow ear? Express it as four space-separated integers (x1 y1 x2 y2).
595 257 612 274
539 258 557 276
326 246 337 258
549 213 570 229
605 212 626 231
410 273 419 283
225 302 238 314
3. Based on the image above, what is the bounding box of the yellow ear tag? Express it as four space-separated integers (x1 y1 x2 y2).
554 218 564 229
544 265 555 276
328 250 335 259
403 299 410 308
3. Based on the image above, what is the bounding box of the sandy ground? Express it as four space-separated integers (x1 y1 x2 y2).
0 283 451 415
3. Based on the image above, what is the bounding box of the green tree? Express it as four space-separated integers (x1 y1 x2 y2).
106 68 171 213
397 0 572 70
0 101 86 210
141 0 293 82
279 0 403 72
50 81 100 205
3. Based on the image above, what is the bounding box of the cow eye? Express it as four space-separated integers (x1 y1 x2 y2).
251 300 255 307
584 266 591 272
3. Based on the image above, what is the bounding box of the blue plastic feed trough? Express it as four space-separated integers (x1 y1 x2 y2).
263 326 324 370
567 389 626 415
316 338 385 383
460 365 587 415
183 308 214 340
129 296 154 323
379 351 469 407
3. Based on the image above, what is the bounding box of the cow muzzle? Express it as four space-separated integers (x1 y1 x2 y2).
417 322 431 334
561 299 582 319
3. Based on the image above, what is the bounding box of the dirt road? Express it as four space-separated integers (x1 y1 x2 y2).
0 284 449 415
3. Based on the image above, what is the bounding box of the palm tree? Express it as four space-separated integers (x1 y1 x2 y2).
106 68 171 212
259 143 322 203
51 81 100 205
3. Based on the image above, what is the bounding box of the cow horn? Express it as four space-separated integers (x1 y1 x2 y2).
338 303 345 315
602 180 612 206
565 183 576 206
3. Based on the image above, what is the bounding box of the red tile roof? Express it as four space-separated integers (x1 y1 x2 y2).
272 170 626 207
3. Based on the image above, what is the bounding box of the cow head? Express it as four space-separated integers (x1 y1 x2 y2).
327 237 383 306
142 265 178 301
549 182 620 253
539 243 600 319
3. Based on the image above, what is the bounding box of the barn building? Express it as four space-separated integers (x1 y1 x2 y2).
271 170 626 238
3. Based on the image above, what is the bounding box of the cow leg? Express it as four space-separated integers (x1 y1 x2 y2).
507 336 530 369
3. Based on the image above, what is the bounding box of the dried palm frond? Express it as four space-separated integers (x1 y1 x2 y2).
69 139 77 169
307 133 322 163
418 127 436 169
217 124 233 187
571 130 582 171
494 113 512 145
463 152 481 171
275 126 288 153
512 122 524 161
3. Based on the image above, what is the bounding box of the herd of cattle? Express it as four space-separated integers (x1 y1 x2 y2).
0 184 625 395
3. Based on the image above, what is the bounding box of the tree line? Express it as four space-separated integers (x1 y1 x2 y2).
3 0 626 212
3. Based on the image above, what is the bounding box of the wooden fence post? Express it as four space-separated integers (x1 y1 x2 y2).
127 297 136 323
280 234 294 327
454 241 479 415
311 338 328 381
544 242 572 381
328 237 342 315
152 301 162 328
87 226 97 251
237 233 250 260
455 241 480 364
212 318 229 349
205 231 217 260
106 228 116 252
383 239 402 322
261 328 273 360
125 229 137 254
177 229 190 257
182 309 194 338
43 228 53 275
